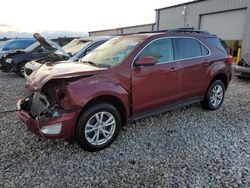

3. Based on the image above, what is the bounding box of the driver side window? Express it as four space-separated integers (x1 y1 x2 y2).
138 38 174 64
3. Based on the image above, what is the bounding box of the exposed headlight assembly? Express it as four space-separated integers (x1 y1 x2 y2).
6 58 12 64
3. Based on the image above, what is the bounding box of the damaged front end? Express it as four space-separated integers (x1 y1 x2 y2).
17 79 82 139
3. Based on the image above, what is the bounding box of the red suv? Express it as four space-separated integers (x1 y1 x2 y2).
17 29 232 151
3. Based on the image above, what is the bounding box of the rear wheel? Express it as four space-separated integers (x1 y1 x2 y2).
17 62 26 78
76 103 121 152
202 80 225 110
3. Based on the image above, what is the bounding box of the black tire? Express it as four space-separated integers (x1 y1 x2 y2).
201 80 225 110
76 103 121 152
17 62 26 78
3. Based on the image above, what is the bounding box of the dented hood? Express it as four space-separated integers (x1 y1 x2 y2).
26 61 106 91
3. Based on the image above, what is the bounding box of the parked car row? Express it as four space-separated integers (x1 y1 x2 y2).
0 34 112 77
15 28 234 151
24 34 113 78
0 37 72 60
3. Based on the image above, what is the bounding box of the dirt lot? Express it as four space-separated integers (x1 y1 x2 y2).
0 72 249 187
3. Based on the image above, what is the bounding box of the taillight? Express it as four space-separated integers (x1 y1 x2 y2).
226 55 234 64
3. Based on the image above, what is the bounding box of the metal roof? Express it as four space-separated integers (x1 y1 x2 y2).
155 0 207 11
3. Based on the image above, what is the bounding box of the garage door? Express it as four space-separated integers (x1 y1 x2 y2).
200 9 247 40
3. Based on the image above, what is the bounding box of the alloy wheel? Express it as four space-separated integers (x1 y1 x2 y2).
20 65 25 77
84 111 116 146
210 84 224 107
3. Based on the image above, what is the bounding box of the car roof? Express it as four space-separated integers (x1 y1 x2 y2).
125 29 216 40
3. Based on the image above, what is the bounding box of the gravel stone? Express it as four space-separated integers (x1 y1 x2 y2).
0 72 250 187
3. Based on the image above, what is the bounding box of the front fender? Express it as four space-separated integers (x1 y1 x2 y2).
61 76 130 117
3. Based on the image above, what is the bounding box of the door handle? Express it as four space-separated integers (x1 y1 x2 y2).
169 67 175 73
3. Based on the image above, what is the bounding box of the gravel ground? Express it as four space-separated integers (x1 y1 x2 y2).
0 72 250 187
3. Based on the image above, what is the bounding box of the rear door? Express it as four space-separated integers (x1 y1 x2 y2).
173 37 210 100
132 38 180 115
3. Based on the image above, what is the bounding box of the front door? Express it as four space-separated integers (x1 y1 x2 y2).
131 38 180 115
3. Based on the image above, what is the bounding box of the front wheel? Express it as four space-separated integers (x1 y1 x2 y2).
201 80 225 110
76 103 121 152
17 62 26 78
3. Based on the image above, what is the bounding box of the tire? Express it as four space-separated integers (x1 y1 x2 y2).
76 103 121 152
201 80 225 110
17 62 26 78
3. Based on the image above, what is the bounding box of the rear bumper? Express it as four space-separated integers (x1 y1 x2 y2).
17 98 81 140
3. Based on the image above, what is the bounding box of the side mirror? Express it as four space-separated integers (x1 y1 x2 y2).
135 56 156 67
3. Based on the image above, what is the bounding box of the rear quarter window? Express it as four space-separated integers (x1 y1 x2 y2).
206 37 227 54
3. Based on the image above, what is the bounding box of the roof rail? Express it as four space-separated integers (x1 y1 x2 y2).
137 29 170 34
137 28 209 34
169 28 209 34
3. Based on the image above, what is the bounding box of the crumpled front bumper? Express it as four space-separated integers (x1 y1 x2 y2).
17 98 81 140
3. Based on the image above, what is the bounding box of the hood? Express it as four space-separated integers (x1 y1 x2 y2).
33 33 70 58
26 61 106 91
2 49 25 58
2 49 25 57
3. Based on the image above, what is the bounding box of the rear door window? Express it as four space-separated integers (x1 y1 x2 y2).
138 38 174 64
174 38 208 59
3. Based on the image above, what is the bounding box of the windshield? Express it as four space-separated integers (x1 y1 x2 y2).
24 42 40 52
55 39 91 56
0 40 13 50
81 36 142 67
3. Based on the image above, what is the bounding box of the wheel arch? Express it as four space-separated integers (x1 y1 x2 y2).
78 95 128 126
209 73 228 90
